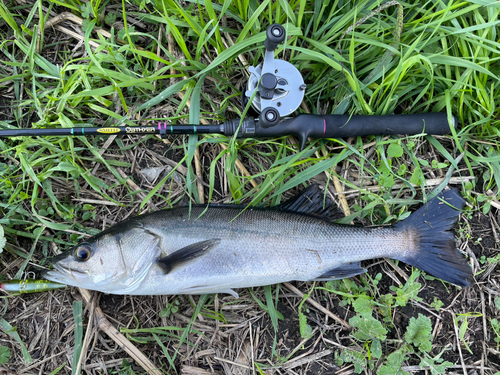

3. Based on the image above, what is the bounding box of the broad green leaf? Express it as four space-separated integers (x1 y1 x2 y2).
371 339 382 359
349 313 387 341
390 272 422 307
0 346 10 365
298 287 314 339
339 349 367 374
419 355 453 375
352 296 374 315
378 348 409 375
394 281 422 306
410 167 422 186
387 143 404 158
405 313 433 352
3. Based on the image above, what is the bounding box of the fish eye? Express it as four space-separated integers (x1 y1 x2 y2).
74 244 92 261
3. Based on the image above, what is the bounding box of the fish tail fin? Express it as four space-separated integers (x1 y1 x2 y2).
394 189 472 287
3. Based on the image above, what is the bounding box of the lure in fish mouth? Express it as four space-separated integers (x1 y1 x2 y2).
43 186 472 296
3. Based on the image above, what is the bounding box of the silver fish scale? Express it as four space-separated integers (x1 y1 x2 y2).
133 206 411 295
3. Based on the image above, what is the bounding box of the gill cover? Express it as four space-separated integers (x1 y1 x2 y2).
44 221 161 293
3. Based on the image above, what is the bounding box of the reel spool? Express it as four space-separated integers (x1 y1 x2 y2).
243 24 306 128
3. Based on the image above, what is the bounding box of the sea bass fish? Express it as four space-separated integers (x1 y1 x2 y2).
43 186 471 296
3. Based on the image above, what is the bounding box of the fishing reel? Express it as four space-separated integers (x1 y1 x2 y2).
242 24 306 129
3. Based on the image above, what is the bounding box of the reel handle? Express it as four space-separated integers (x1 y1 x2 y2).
258 108 280 128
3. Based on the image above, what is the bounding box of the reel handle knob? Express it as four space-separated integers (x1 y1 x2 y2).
259 108 280 128
264 24 286 52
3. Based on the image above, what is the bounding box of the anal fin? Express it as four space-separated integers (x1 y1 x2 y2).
157 239 220 274
314 262 366 281
181 284 239 298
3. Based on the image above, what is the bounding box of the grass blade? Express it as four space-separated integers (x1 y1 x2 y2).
71 301 83 375
0 318 32 364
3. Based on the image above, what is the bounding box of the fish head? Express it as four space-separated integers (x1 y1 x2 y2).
43 222 161 294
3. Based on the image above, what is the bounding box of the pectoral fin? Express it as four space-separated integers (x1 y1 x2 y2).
314 262 366 281
157 239 221 274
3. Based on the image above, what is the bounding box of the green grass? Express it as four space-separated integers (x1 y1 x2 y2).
1 0 500 373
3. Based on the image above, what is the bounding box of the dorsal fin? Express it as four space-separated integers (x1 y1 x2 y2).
275 185 343 221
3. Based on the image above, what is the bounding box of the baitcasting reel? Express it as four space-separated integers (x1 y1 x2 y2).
243 24 306 129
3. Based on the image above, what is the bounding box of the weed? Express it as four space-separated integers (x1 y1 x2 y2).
405 314 432 352
430 297 444 312
491 318 500 347
298 287 313 339
326 272 457 374
0 346 10 365
159 299 180 318
456 312 482 354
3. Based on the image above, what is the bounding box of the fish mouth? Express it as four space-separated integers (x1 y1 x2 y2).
42 258 87 285
41 268 67 284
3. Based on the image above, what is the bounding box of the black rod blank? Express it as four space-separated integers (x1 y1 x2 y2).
0 123 224 138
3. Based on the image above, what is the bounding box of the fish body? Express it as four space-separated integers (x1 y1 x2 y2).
44 186 472 295
121 206 408 296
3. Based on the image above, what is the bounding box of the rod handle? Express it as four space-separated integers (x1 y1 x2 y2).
254 113 457 150
321 113 455 138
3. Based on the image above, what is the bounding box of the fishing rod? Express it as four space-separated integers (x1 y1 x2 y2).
0 113 456 151
0 24 457 151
